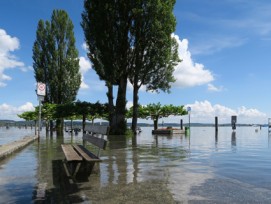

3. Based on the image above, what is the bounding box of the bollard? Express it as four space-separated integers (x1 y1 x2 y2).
215 116 218 132
185 126 190 135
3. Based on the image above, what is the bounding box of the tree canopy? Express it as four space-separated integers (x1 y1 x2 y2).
82 0 179 134
33 9 81 105
128 103 187 130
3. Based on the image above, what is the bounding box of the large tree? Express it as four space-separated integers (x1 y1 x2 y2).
82 0 133 135
33 10 81 132
129 0 179 133
82 0 179 135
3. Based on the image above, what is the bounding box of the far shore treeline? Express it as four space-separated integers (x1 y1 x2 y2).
28 0 188 135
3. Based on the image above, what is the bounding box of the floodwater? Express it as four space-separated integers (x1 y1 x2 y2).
1 126 271 203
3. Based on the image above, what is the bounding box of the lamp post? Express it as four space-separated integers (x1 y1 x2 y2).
187 106 191 128
36 82 46 137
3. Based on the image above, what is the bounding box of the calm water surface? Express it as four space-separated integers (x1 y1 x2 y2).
1 126 271 203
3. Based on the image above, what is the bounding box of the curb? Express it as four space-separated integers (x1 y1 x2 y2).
0 135 39 160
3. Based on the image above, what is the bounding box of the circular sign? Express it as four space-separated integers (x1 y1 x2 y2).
37 82 46 96
38 83 45 91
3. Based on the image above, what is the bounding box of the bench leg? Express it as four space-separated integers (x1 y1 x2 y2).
74 161 96 181
65 161 81 177
78 161 95 173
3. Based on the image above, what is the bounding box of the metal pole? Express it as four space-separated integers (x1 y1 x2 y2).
189 113 190 128
38 98 42 137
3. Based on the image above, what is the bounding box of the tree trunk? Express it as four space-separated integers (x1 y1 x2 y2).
50 120 54 136
154 117 158 130
82 114 86 133
131 83 139 134
112 75 127 135
56 118 64 136
70 119 73 131
106 83 114 130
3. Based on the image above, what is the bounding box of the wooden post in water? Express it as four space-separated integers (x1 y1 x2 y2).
215 117 218 132
231 116 237 130
180 119 183 130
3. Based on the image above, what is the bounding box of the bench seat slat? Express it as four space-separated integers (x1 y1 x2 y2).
73 144 101 162
61 144 82 162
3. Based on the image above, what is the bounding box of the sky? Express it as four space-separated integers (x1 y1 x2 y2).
0 0 271 125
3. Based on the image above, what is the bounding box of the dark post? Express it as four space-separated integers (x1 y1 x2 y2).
180 119 183 130
215 117 218 132
231 116 237 130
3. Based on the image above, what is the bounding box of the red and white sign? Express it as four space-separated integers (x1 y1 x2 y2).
37 82 46 96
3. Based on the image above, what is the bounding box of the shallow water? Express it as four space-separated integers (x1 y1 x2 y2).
0 126 36 145
1 126 271 203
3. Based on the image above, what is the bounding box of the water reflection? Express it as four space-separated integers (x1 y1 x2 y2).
2 127 271 203
231 131 237 151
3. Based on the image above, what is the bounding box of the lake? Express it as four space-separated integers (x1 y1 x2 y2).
1 126 271 203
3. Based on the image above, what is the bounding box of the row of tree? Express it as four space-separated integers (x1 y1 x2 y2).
18 102 187 133
32 1 181 135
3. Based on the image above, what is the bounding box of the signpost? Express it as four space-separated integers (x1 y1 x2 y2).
187 106 191 128
36 82 46 137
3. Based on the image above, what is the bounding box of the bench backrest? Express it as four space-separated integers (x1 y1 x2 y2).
83 125 109 156
83 134 107 150
85 125 110 135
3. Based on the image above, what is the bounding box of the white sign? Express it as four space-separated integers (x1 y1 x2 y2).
37 82 46 96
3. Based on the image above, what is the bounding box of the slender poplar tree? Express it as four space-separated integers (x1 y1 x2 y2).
33 10 81 133
129 0 179 133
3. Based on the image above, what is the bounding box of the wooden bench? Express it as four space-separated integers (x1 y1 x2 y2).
61 125 109 178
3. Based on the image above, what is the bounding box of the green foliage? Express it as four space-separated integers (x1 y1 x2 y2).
129 103 187 130
129 0 179 93
18 111 37 121
33 10 81 105
82 0 179 134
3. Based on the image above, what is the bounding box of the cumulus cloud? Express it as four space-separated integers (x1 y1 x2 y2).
0 29 26 87
0 102 35 120
79 56 92 89
184 100 267 124
172 34 215 88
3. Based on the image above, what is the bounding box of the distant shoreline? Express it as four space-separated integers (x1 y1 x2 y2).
0 119 267 128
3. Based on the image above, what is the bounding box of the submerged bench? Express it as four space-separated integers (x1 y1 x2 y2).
61 125 109 178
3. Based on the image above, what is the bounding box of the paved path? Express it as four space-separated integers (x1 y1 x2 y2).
0 135 38 160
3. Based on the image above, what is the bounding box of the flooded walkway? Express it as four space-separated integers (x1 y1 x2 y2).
0 135 38 159
1 127 271 203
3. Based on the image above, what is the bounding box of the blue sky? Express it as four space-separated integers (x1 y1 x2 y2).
0 0 270 124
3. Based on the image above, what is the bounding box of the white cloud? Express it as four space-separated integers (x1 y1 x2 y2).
184 100 267 124
82 42 88 52
172 34 215 88
79 56 92 89
207 83 224 92
0 102 35 120
0 29 26 87
0 29 20 52
126 101 133 109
